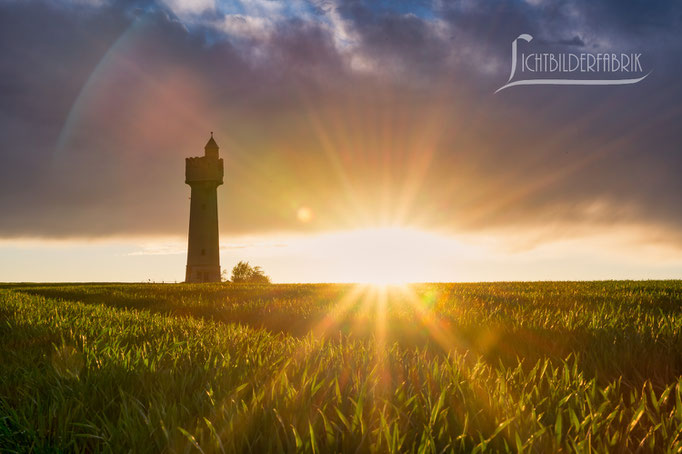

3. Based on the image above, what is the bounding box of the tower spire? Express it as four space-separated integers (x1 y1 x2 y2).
204 132 219 158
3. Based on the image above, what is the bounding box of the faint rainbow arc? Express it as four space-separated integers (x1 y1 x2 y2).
54 16 146 159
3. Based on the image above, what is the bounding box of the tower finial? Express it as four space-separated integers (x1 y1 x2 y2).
204 132 219 157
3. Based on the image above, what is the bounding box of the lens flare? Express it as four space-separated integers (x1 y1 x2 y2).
296 206 313 223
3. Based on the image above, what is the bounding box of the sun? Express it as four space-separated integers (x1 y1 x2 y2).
354 275 410 286
307 227 458 285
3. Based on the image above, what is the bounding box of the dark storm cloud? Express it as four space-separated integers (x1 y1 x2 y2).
0 0 681 246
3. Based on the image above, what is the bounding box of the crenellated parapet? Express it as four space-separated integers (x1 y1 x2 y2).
185 156 224 185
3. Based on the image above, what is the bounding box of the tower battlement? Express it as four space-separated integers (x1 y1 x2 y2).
185 156 224 185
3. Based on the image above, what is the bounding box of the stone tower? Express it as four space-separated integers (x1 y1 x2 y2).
185 133 224 283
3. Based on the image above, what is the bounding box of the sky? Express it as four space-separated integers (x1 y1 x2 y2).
0 0 681 282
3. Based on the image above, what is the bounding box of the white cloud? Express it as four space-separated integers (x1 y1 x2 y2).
127 241 186 256
221 14 271 40
161 0 215 16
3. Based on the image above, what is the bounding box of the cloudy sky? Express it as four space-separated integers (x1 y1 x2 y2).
1 0 681 282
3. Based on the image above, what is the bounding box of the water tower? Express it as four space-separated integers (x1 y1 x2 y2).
185 133 223 283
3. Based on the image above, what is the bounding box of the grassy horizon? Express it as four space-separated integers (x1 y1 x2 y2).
2 281 682 452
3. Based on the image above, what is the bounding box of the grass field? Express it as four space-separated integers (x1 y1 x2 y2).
2 281 682 452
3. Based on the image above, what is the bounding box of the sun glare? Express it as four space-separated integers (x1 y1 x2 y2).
307 227 469 285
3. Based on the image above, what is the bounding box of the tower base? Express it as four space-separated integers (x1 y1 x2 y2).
185 265 221 283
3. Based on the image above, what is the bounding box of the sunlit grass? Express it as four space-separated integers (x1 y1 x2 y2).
2 281 682 452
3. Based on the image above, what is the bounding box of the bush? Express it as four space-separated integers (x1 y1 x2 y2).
228 261 271 284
